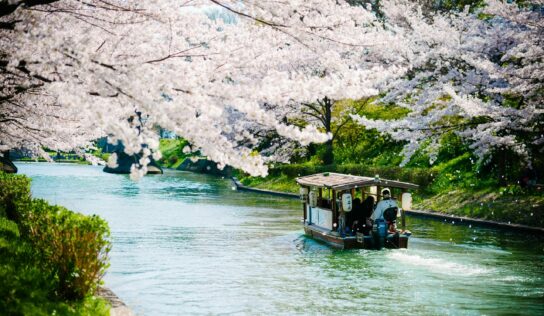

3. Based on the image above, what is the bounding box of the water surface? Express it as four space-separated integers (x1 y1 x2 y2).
18 163 544 315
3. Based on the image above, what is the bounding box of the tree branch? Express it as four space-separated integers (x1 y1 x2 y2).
0 0 58 18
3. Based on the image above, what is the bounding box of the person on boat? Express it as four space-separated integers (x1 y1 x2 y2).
361 196 375 234
351 196 374 235
347 198 361 230
371 189 398 230
361 196 375 220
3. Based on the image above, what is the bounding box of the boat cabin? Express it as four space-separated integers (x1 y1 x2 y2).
296 172 419 249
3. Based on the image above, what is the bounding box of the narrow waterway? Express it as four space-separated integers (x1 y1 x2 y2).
17 163 544 315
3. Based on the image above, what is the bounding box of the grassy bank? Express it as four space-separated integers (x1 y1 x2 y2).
107 130 543 229
158 138 192 169
0 172 111 315
238 164 432 194
239 174 300 193
415 188 543 227
16 157 91 164
236 162 544 228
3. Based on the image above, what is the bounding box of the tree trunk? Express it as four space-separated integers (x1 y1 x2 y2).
323 139 334 165
0 0 59 19
322 97 334 165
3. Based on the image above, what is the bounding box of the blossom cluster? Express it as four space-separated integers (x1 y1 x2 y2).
1 0 540 178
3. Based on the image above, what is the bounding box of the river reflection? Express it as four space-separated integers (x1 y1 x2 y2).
17 163 544 316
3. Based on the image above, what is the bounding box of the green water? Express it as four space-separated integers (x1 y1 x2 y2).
17 163 544 315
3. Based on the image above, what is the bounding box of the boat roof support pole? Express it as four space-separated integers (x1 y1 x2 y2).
303 186 307 222
401 188 407 230
332 189 337 231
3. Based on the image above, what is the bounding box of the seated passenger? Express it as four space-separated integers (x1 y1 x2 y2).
361 196 374 220
346 198 361 230
371 189 397 224
356 196 374 235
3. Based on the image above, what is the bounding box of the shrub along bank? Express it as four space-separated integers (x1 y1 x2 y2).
0 172 111 315
159 134 543 228
159 97 543 229
237 161 544 228
238 164 434 194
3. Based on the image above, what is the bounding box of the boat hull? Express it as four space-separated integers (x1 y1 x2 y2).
304 223 408 250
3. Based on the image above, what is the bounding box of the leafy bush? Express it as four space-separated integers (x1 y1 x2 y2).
0 219 110 315
0 216 20 239
21 199 111 300
239 174 300 193
0 218 63 315
0 172 31 221
158 138 192 168
0 172 111 307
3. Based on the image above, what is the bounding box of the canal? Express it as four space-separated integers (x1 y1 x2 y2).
17 163 544 315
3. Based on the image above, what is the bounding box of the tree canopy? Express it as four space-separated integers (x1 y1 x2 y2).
1 0 541 178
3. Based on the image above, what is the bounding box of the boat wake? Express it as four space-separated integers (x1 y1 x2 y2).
387 252 493 277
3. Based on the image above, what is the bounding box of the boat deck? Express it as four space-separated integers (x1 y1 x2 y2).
304 223 408 250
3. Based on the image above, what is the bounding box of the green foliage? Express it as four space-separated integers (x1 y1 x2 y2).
347 0 485 14
328 99 409 165
502 93 524 109
158 138 193 169
241 97 543 226
243 162 434 191
21 199 111 300
90 148 110 162
414 188 544 227
433 0 485 12
0 172 31 221
0 216 20 239
355 100 410 120
0 172 111 314
499 184 526 196
0 239 110 316
0 232 61 316
240 174 300 193
334 128 404 166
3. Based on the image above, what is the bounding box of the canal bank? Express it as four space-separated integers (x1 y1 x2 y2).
231 177 544 234
98 287 134 316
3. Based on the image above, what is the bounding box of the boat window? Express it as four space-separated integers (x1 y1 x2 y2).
317 188 333 209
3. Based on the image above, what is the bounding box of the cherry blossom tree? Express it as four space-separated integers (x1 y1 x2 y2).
5 0 524 179
1 0 423 178
352 0 543 168
0 0 136 164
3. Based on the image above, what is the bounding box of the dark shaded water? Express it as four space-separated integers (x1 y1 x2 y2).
18 163 544 315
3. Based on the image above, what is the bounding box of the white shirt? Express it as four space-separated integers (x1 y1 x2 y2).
371 198 398 221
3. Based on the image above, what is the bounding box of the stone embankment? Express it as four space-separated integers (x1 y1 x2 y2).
97 287 134 316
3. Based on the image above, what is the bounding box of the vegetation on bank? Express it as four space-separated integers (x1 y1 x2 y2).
10 98 541 228
237 164 433 193
0 172 111 315
158 138 193 169
16 157 90 164
13 148 109 165
154 102 543 227
235 98 544 228
237 164 543 227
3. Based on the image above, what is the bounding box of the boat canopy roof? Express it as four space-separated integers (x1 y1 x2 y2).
296 172 419 191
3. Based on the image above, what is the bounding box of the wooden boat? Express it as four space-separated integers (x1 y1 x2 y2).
296 173 419 250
